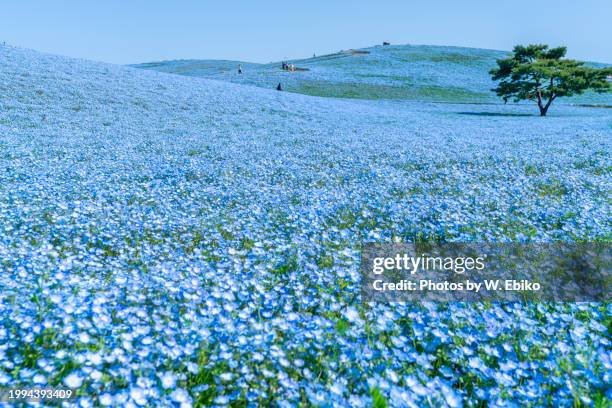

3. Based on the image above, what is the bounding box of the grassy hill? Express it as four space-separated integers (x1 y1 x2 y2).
133 44 612 105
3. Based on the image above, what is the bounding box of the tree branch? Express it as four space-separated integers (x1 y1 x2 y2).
544 94 556 110
536 89 543 110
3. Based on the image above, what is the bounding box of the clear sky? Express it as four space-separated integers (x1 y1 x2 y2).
2 0 611 64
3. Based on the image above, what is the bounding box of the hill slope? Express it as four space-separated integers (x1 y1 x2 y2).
1 44 611 406
133 44 612 105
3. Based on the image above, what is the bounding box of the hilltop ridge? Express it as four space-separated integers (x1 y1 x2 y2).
132 44 612 105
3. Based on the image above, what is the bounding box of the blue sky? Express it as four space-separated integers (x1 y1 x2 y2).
2 0 611 64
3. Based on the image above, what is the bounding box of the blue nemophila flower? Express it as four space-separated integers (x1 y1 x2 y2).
159 371 177 389
99 393 114 406
64 372 84 388
32 374 47 384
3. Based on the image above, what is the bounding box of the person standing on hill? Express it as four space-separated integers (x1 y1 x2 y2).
238 64 243 74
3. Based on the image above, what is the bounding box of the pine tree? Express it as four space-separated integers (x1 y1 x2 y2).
490 44 612 116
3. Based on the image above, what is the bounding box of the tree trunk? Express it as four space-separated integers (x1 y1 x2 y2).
540 94 557 116
536 89 546 116
539 94 556 116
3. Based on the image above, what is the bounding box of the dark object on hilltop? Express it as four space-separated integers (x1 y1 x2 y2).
276 83 282 91
238 64 242 74
490 44 612 116
383 42 390 46
281 62 309 72
281 61 295 71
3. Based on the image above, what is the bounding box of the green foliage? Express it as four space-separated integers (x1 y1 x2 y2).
293 80 486 102
370 387 388 408
316 253 335 269
490 44 612 115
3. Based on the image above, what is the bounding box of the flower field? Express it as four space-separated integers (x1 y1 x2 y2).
0 44 611 407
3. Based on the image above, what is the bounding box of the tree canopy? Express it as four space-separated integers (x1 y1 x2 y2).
490 44 612 116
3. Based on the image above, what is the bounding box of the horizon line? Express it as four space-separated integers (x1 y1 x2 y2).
2 40 610 66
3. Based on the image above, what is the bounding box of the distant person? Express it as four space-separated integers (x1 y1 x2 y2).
281 61 287 70
238 64 243 74
276 83 282 91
